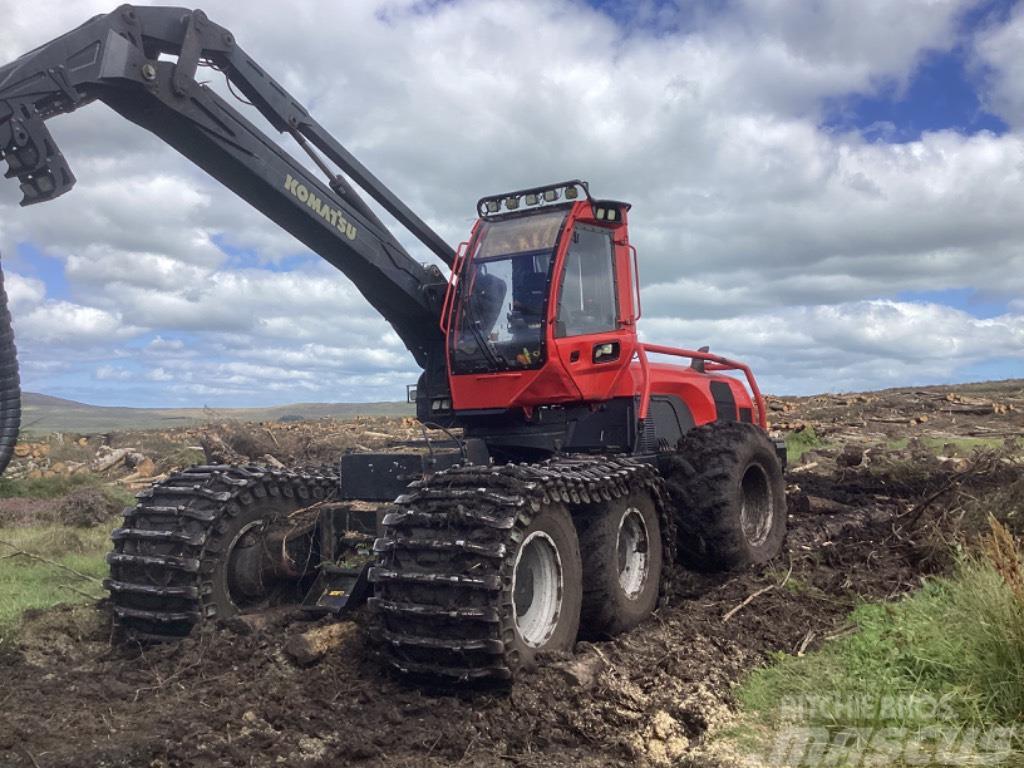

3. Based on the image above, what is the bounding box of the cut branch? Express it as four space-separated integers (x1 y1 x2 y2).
0 540 102 583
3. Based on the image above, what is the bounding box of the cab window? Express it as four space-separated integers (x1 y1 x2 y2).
555 224 617 337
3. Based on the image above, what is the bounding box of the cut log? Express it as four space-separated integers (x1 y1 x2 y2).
792 493 854 515
261 454 286 469
92 448 132 473
789 462 819 474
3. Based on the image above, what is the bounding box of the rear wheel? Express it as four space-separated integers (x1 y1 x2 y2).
106 466 333 639
578 491 662 637
667 422 786 571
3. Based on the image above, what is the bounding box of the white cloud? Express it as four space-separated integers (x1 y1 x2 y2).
16 301 141 346
643 300 1024 394
145 367 173 382
973 4 1024 126
95 364 133 381
0 0 1020 404
4 273 46 310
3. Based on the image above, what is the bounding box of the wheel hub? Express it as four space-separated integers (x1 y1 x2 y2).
512 531 563 647
740 462 774 547
226 521 269 607
616 506 650 599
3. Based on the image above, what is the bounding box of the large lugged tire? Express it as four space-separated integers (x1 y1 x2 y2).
577 490 662 638
369 457 669 682
0 259 21 476
370 487 583 681
105 465 336 640
667 422 786 571
509 505 583 666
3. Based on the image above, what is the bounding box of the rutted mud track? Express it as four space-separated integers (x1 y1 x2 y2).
0 381 1021 768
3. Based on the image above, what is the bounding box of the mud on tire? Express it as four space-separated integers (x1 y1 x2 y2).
105 465 336 640
370 457 668 682
577 490 662 638
667 422 786 571
369 494 582 681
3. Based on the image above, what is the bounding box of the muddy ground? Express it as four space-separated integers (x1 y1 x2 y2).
0 380 1021 768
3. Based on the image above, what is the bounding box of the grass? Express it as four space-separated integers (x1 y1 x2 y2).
155 445 206 474
887 435 1009 454
0 473 126 646
0 525 109 644
785 426 823 464
725 529 1024 765
0 473 135 507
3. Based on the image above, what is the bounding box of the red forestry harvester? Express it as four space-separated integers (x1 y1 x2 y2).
0 6 787 681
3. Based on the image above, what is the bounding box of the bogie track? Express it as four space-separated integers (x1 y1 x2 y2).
105 464 337 640
369 456 674 682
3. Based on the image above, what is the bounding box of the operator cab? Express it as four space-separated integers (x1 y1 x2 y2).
449 206 567 373
445 180 638 415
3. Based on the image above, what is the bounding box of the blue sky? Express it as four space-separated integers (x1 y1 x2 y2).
0 0 1022 407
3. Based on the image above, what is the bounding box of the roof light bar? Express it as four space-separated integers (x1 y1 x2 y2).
476 179 590 218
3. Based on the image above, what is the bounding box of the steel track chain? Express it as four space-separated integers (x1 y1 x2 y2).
368 455 674 682
105 464 337 640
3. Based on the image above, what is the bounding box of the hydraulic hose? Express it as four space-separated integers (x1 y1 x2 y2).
0 255 21 475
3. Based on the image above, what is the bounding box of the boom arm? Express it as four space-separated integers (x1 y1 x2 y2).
0 5 453 368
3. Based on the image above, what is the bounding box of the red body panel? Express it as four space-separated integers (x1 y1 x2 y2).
445 198 765 430
637 362 754 426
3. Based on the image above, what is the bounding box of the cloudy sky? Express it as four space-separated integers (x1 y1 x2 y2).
1 0 1022 407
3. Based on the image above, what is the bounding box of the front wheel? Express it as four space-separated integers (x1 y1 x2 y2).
667 422 786 571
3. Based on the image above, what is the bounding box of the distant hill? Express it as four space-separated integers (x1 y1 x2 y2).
18 392 413 434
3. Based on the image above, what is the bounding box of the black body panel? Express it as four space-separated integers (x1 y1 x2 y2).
710 380 737 422
462 394 697 459
461 397 638 460
649 395 696 447
340 450 467 501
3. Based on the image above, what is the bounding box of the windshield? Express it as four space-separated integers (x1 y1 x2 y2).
450 209 568 374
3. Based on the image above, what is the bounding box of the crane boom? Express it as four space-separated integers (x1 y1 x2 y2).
0 4 453 370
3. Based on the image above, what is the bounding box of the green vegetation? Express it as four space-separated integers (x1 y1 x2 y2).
0 525 109 642
0 473 134 507
785 426 823 464
0 473 126 644
728 545 1024 764
156 445 206 474
886 435 1010 453
739 566 1024 727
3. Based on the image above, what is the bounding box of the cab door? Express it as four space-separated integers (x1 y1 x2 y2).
550 223 635 401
